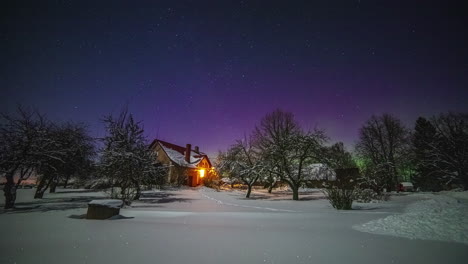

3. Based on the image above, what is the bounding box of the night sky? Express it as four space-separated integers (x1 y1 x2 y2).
2 1 468 156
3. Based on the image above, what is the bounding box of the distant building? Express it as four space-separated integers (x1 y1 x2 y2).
149 139 212 187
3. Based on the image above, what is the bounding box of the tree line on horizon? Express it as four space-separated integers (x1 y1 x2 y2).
215 110 468 202
1 106 467 209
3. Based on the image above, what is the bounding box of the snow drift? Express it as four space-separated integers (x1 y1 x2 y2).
354 192 468 245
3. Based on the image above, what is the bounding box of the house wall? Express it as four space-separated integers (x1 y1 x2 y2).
170 165 189 185
198 158 210 169
191 157 212 186
177 159 211 187
151 143 174 183
186 168 198 186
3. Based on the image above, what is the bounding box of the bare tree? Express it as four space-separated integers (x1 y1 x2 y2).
253 109 327 200
34 122 95 197
0 107 55 208
355 114 410 192
262 170 280 194
58 124 95 190
219 138 265 198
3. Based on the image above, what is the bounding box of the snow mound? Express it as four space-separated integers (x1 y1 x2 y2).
88 199 123 209
441 190 468 201
353 194 468 245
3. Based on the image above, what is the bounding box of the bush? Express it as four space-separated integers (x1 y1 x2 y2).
324 187 354 210
203 178 220 190
203 173 221 191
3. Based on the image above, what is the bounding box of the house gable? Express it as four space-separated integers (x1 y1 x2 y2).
149 139 212 170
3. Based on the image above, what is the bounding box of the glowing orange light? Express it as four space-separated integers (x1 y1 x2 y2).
199 169 205 178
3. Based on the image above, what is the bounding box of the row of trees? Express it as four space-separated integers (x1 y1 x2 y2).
2 106 466 207
356 113 468 193
218 110 353 200
218 110 468 200
1 107 166 209
0 108 95 208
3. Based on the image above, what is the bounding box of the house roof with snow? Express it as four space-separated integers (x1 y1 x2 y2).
149 139 212 169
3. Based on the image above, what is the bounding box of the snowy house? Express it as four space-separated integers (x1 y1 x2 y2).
149 139 212 187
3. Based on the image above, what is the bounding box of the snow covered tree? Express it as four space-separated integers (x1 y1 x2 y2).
426 113 468 189
219 138 265 198
253 109 327 200
0 107 95 207
57 124 95 190
215 151 240 188
410 113 468 190
355 114 410 192
99 110 164 205
412 117 442 191
34 122 95 197
354 157 387 194
262 170 280 194
0 108 46 208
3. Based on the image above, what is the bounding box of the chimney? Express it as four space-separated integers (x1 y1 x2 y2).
194 146 199 153
185 144 191 163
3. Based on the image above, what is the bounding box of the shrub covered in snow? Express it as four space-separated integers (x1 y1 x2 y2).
202 171 221 191
324 187 354 210
324 167 358 209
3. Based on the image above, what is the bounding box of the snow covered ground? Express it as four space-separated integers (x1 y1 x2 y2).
354 192 468 245
0 187 467 264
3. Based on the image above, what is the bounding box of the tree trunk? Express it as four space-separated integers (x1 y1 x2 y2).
268 181 276 193
35 177 53 199
34 177 46 199
3 172 16 209
133 184 141 200
63 174 70 188
385 172 394 192
246 185 252 198
49 180 57 193
284 181 300 200
459 169 468 191
292 186 299 200
120 187 131 205
34 188 45 199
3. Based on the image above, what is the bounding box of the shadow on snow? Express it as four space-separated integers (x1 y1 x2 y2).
137 191 195 204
